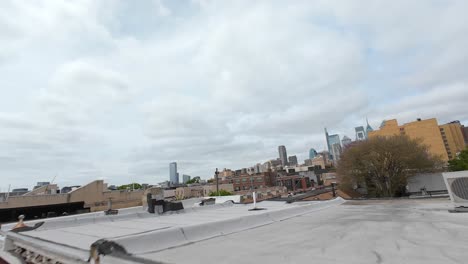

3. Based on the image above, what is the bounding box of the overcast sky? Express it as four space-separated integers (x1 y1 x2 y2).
1 0 467 190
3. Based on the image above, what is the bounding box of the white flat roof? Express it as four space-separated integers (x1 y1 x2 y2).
2 198 468 264
5 200 337 249
150 198 468 264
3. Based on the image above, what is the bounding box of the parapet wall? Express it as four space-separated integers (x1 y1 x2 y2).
0 194 69 209
0 180 144 211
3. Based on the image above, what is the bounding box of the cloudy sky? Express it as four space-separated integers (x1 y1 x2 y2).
1 0 467 190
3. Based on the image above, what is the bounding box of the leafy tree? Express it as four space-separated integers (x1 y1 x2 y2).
337 135 441 197
448 149 468 171
186 177 200 184
117 183 142 190
209 189 233 196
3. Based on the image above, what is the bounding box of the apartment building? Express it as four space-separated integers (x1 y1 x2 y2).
368 118 466 161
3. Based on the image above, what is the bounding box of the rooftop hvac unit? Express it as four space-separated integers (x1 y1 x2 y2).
443 171 468 212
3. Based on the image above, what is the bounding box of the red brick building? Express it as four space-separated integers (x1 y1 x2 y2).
276 175 310 191
220 172 277 191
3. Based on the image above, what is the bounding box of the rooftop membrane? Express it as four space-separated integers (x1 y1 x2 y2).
1 198 467 264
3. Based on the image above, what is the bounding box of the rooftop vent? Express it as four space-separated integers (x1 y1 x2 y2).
443 172 468 213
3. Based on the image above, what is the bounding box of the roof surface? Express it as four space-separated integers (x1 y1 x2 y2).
149 198 467 264
2 198 467 264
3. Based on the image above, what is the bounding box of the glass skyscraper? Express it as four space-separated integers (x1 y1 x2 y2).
325 128 341 160
309 148 318 159
169 162 179 185
278 145 288 166
331 143 342 162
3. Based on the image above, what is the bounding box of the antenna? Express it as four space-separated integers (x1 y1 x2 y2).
44 174 57 195
51 174 57 184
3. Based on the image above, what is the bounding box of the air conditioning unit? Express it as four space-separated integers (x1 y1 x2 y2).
443 171 468 210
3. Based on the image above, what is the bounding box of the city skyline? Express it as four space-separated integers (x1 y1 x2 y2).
1 1 468 190
1 116 466 190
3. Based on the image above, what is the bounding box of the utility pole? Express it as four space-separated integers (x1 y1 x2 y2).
215 168 219 196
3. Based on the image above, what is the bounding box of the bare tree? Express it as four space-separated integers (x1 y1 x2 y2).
337 135 442 197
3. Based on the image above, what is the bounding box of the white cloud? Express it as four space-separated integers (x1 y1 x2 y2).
376 82 468 124
0 0 467 190
153 0 171 17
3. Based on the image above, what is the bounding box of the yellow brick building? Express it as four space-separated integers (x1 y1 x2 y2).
368 118 466 162
439 121 466 160
369 119 400 137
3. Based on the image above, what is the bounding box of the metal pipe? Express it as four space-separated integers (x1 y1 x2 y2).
215 168 219 196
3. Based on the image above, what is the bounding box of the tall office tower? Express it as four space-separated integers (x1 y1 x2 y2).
182 174 191 184
278 145 288 166
328 134 341 160
324 128 331 155
309 148 318 159
341 136 352 147
355 126 366 141
325 128 341 160
331 143 343 163
288 156 298 166
169 162 179 185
